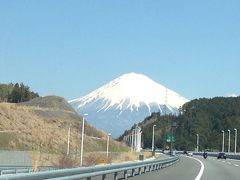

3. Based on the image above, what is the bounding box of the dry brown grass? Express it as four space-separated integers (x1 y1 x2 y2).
0 103 106 152
27 151 153 169
0 102 130 168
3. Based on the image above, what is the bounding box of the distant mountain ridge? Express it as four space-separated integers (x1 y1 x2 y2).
69 72 189 137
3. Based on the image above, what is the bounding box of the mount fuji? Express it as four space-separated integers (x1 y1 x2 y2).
69 72 189 137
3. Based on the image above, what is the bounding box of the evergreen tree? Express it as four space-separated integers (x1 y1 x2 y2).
123 97 240 152
0 82 39 103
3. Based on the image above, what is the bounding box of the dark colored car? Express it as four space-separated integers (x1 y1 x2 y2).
217 152 226 159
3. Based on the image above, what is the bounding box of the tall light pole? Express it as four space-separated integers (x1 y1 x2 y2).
134 127 137 151
196 134 199 152
222 130 225 152
131 129 134 152
152 125 156 152
80 113 88 166
67 126 71 156
234 128 237 154
228 129 231 153
106 133 111 161
170 122 177 156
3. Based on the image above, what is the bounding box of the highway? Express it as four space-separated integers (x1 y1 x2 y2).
1 154 239 180
127 155 240 180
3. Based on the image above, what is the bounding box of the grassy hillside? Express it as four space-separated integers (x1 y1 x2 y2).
0 96 129 154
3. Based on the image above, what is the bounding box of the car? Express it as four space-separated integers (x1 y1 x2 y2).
217 152 226 159
183 150 193 156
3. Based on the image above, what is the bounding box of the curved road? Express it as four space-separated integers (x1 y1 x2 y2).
127 155 240 180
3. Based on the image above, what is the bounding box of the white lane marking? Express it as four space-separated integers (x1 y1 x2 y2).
227 162 232 165
185 156 204 180
226 159 240 162
234 164 239 167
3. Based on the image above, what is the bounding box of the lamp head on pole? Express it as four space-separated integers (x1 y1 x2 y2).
234 128 237 132
228 129 230 133
222 130 224 133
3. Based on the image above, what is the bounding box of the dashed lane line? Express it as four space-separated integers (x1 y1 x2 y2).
208 157 240 168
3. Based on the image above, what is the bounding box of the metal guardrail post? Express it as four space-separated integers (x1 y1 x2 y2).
138 167 141 175
131 169 135 176
102 174 106 180
114 172 118 180
124 170 128 179
160 163 163 168
143 166 146 173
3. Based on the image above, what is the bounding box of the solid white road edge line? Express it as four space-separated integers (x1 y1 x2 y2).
185 156 205 180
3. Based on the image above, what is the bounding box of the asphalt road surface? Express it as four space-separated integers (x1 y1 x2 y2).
127 155 240 180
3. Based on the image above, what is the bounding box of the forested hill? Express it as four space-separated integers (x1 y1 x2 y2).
0 83 39 103
121 96 240 152
176 96 240 151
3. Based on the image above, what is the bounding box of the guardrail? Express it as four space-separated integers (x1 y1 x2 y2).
176 150 240 160
192 152 240 160
0 166 56 176
0 156 179 180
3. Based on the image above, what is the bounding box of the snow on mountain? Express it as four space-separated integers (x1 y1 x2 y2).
69 72 189 137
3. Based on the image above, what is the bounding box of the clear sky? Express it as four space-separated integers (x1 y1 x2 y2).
0 0 239 100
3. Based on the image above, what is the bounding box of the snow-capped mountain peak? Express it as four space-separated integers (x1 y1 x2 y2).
69 72 189 137
69 72 187 113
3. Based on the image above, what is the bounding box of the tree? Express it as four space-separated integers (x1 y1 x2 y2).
0 83 39 103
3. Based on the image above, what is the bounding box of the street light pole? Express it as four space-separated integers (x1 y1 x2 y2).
131 129 134 152
80 113 88 166
228 129 231 153
67 126 71 156
170 122 177 156
234 128 237 154
222 130 225 152
134 127 137 151
196 134 199 152
152 125 156 152
106 133 111 161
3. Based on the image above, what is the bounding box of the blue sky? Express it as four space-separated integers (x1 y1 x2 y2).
0 0 239 100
